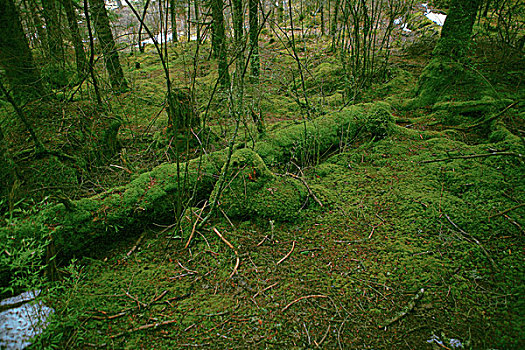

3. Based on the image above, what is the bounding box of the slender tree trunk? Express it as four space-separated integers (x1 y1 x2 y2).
0 0 44 101
89 0 129 92
83 0 102 105
138 0 151 53
194 0 200 42
170 0 179 42
330 0 340 50
211 0 230 88
320 0 325 35
249 0 259 81
62 0 88 74
41 0 64 63
434 0 483 59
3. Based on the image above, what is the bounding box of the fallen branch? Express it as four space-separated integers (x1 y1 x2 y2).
110 319 177 339
213 227 240 278
276 241 296 265
185 201 208 249
419 151 522 164
488 203 525 219
463 101 518 130
127 231 146 256
282 294 328 312
378 288 424 328
284 173 323 207
445 214 497 270
253 282 279 298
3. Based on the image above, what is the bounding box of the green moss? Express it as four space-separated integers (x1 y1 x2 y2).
214 149 307 221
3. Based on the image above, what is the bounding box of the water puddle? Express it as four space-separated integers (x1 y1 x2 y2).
0 290 54 349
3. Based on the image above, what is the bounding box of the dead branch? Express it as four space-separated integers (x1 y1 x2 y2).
110 319 177 339
419 151 522 164
378 288 424 328
253 282 279 299
276 241 296 265
488 203 525 219
464 101 518 130
282 294 328 312
281 173 323 207
445 214 497 270
213 227 240 278
127 231 146 256
185 201 208 249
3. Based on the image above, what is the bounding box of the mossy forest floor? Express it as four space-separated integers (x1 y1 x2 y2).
1 25 524 349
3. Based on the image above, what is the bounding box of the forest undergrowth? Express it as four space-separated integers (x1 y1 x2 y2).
1 10 524 349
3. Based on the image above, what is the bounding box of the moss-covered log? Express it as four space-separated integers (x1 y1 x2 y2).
0 103 395 277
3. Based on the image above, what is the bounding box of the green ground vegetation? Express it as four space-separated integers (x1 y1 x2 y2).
0 5 524 349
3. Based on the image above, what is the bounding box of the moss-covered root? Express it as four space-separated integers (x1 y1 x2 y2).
0 150 228 261
212 148 307 221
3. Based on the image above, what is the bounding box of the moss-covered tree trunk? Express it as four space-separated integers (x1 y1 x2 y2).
211 0 230 88
168 88 200 133
433 0 483 59
415 0 484 106
62 0 88 75
169 0 179 43
249 0 260 81
0 0 44 101
89 0 129 92
0 104 397 278
41 0 64 63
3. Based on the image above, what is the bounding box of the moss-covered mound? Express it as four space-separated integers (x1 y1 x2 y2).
213 148 307 221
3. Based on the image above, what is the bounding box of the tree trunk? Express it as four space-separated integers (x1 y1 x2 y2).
170 0 179 42
0 104 384 264
416 0 484 106
138 0 151 53
89 0 129 92
41 0 64 63
330 0 339 50
249 0 260 81
0 0 44 101
211 0 230 88
62 0 88 75
320 0 325 36
433 0 483 59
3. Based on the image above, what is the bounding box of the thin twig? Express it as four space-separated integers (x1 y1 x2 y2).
177 260 198 274
110 319 177 339
282 294 328 312
281 173 323 207
445 214 497 270
253 282 279 299
378 288 424 328
185 201 208 249
488 203 524 219
276 241 296 265
419 151 521 164
127 232 146 256
213 227 240 278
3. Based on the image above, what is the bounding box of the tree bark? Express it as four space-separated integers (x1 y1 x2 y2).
0 0 44 101
249 0 260 81
41 0 64 62
169 0 179 42
89 0 129 92
433 0 484 59
62 0 88 74
211 0 230 88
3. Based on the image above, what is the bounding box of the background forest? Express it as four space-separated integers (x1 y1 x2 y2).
0 0 524 348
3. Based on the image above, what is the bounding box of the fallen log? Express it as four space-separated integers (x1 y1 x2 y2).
1 103 392 285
